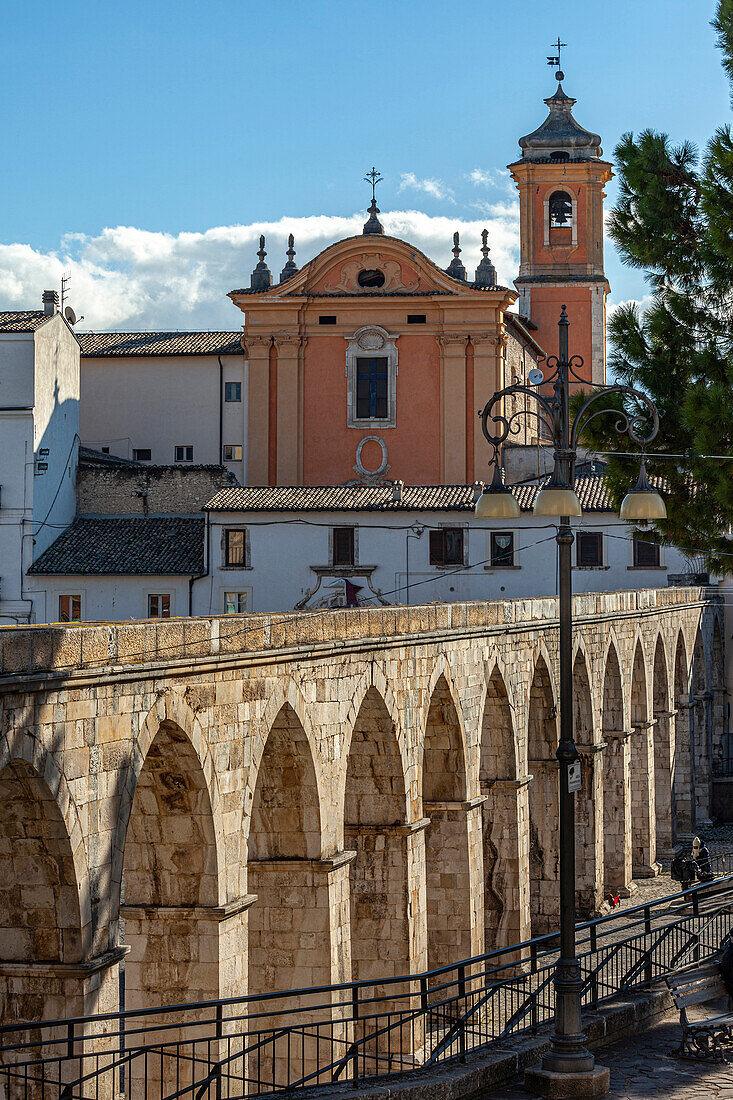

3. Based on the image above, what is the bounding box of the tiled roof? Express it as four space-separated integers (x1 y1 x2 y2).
0 310 50 333
204 475 621 514
78 331 243 357
29 517 205 575
79 446 143 468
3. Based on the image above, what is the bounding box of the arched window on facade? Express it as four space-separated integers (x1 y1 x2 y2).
549 190 573 228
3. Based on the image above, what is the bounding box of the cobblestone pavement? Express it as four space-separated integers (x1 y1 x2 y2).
483 1011 733 1098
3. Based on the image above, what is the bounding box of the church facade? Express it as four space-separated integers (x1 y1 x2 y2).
229 78 611 488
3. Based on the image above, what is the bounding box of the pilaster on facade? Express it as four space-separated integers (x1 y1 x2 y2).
273 334 306 485
438 334 468 483
243 334 271 485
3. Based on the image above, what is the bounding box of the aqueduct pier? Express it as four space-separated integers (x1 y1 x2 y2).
0 588 724 1029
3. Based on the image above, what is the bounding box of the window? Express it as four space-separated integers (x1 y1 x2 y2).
223 444 243 461
346 326 398 428
148 594 170 619
550 151 570 163
319 315 337 325
633 537 661 568
576 531 603 567
549 190 573 227
356 357 388 419
357 268 385 288
490 531 515 568
225 382 241 402
407 314 426 324
133 448 151 462
332 526 355 567
58 594 81 622
101 446 110 454
430 527 464 567
224 528 247 567
223 591 249 614
175 445 194 462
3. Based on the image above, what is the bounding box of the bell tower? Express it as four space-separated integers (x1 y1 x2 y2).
509 67 612 384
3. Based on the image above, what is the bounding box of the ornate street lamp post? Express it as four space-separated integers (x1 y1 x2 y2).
475 308 665 1098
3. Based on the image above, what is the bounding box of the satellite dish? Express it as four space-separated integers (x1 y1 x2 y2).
528 367 545 386
64 306 77 325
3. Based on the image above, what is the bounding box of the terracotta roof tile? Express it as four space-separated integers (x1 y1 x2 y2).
203 475 621 514
29 517 205 575
0 310 50 333
78 331 243 357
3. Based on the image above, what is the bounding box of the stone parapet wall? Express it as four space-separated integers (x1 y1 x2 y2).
0 586 714 683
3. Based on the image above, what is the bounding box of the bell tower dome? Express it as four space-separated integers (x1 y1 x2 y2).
509 80 612 384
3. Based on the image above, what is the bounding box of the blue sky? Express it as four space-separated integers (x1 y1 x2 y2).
0 0 728 329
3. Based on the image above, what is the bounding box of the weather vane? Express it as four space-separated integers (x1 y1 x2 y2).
547 37 567 82
364 167 383 202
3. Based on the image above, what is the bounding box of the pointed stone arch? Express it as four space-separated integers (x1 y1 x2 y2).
601 638 631 895
692 628 711 824
121 700 221 1023
420 655 470 793
247 702 329 1000
630 638 657 876
0 753 86 1027
573 647 602 916
339 666 407 829
673 629 693 834
422 672 475 969
114 690 224 931
479 662 527 950
345 686 411 982
246 678 324 846
527 652 559 935
246 701 331 1085
652 634 675 856
0 730 92 959
711 616 726 776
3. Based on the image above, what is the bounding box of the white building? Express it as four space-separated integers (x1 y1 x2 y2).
78 331 247 479
0 295 80 625
25 475 699 621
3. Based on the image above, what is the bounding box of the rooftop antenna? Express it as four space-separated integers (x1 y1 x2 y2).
546 37 567 82
60 271 71 313
60 271 84 325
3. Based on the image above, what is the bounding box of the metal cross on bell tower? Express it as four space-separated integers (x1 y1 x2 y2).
547 37 567 82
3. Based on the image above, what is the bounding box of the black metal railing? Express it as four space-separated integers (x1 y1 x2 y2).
1 875 731 1100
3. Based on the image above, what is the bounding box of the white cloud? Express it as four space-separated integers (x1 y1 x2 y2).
468 168 515 195
0 208 521 331
398 173 455 203
608 294 656 318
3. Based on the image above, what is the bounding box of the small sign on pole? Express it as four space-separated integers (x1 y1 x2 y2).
567 761 582 792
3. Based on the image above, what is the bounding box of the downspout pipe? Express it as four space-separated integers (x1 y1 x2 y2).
218 355 224 465
188 513 210 617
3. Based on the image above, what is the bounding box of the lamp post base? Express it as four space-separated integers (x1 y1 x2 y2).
524 1063 610 1098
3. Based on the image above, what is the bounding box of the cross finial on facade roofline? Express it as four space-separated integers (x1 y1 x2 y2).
364 167 383 202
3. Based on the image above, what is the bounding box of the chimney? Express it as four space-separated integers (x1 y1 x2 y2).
391 480 404 503
42 290 59 316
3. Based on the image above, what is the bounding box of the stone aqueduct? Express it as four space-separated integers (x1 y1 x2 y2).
0 588 725 1029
